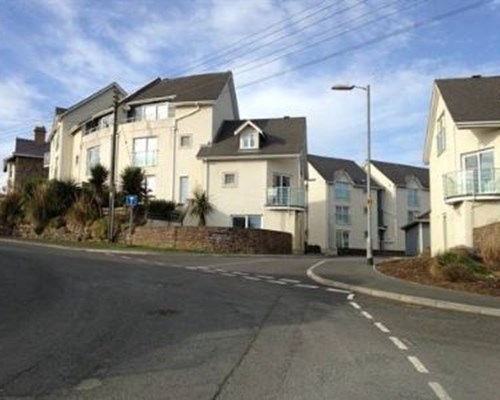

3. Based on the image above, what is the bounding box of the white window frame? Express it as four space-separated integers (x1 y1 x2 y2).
133 136 158 167
436 112 446 156
179 176 189 204
407 188 419 208
240 132 257 150
86 146 100 176
335 206 350 226
334 181 350 201
231 214 262 229
336 230 350 249
222 172 237 188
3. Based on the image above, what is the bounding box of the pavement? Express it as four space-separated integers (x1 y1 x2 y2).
307 257 500 317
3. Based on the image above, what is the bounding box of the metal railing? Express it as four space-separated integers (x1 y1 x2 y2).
266 187 305 208
443 168 500 199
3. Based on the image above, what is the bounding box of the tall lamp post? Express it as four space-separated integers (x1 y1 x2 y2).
331 83 373 265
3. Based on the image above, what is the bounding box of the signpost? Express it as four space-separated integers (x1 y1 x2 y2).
125 195 138 245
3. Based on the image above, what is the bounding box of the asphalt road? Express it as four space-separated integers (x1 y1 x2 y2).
1 241 500 399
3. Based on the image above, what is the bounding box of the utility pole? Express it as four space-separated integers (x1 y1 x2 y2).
108 89 119 241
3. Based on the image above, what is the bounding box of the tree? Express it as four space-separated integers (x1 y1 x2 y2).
120 167 147 202
187 188 213 227
89 164 109 216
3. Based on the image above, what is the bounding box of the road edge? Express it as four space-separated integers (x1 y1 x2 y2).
307 260 500 318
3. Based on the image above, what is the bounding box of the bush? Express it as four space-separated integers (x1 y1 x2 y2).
67 193 98 234
29 183 51 234
435 251 491 282
148 200 176 220
441 263 475 282
0 191 24 229
89 218 108 240
478 235 500 270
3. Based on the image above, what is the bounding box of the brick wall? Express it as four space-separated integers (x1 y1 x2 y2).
473 222 500 249
126 226 292 254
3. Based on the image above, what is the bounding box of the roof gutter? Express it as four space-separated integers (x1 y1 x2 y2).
455 121 500 129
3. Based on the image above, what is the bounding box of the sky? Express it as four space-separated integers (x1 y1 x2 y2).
1 0 499 189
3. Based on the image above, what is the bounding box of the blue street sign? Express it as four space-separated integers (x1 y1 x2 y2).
125 195 138 208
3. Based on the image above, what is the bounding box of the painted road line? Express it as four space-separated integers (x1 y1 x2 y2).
232 271 249 276
428 382 453 400
408 356 429 374
256 275 275 279
243 276 261 281
214 268 226 272
280 279 301 284
349 302 361 310
268 280 287 285
374 322 390 333
325 288 351 294
347 293 355 300
185 266 200 270
221 273 237 277
294 284 319 289
361 311 373 320
389 336 408 350
153 261 166 266
137 259 147 263
121 256 131 260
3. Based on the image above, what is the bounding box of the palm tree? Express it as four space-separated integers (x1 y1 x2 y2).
187 188 213 227
120 167 147 201
89 164 109 216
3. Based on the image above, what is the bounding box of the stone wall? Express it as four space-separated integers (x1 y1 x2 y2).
473 222 500 249
14 157 48 189
126 226 292 254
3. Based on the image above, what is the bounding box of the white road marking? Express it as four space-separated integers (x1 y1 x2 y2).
185 266 200 270
221 273 237 277
214 268 225 272
325 287 351 294
349 302 361 310
196 266 208 270
347 293 355 300
361 311 373 320
408 356 429 373
243 276 261 281
121 256 131 260
374 322 390 333
153 261 166 266
202 269 217 273
429 382 453 400
232 271 249 276
389 336 408 350
136 258 147 263
268 280 287 285
294 284 319 289
280 278 301 284
256 275 275 279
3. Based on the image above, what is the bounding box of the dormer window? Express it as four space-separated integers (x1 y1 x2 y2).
241 132 257 149
235 120 263 150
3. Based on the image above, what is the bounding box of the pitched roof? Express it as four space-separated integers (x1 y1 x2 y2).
308 154 367 186
197 117 306 158
125 72 232 104
435 75 500 123
14 138 49 157
371 160 429 189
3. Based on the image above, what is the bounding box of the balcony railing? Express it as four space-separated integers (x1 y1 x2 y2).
443 169 500 202
266 187 305 209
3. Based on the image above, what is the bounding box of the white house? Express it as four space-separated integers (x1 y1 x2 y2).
369 160 430 253
48 71 307 252
307 155 380 254
423 74 500 255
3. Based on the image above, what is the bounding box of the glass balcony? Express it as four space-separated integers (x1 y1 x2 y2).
266 187 305 209
443 169 500 202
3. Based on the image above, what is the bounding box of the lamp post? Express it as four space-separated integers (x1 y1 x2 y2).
331 83 373 265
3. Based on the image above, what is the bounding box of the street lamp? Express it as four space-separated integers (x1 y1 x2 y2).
331 83 373 265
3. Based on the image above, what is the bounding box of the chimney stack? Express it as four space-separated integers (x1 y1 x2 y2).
34 126 46 145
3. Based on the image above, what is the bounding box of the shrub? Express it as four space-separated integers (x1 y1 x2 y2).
120 167 147 202
67 193 98 235
435 251 491 282
29 183 51 234
48 179 78 217
186 188 214 226
478 235 500 270
148 200 176 220
441 263 475 282
89 218 108 240
0 191 24 229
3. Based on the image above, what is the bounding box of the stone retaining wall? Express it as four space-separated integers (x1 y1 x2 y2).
127 226 292 254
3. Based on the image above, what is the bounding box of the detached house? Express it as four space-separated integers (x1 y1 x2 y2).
369 160 430 253
3 126 49 192
423 75 500 254
307 155 380 254
48 71 307 252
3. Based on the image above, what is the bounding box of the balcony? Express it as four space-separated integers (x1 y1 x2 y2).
443 169 500 203
266 187 305 210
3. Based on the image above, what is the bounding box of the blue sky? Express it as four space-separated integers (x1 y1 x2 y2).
1 0 499 189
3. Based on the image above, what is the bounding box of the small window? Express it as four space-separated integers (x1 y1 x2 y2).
241 132 257 149
408 210 418 223
86 146 100 175
75 155 79 166
335 206 350 225
232 215 262 229
408 188 419 208
145 175 156 198
179 176 189 204
222 172 237 187
436 113 446 155
180 135 191 148
335 181 350 200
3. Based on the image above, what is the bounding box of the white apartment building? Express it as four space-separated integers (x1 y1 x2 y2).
423 75 500 255
369 160 430 253
48 72 306 252
307 155 380 254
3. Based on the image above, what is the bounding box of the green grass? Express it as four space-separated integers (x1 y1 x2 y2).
436 251 494 282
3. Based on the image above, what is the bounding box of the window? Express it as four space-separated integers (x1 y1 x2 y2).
86 146 100 175
99 114 113 129
408 188 419 208
436 113 446 155
133 137 158 167
129 102 171 122
335 206 350 225
241 132 257 149
335 181 350 200
145 175 156 197
180 135 191 148
223 172 237 187
462 149 495 193
336 230 350 249
179 176 189 204
75 155 79 166
232 215 262 229
408 210 418 223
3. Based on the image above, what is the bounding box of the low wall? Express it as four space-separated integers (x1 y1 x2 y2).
127 226 292 254
473 222 500 249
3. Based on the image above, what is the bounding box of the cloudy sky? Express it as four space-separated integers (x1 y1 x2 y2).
1 0 499 188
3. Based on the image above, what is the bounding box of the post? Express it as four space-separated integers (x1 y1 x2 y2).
128 205 134 245
108 89 119 241
365 85 374 265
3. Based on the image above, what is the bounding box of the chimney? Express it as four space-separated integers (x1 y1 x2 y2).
34 126 46 145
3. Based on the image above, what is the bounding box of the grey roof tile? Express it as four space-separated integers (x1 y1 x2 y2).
371 160 429 189
14 138 49 157
435 75 500 122
308 154 367 186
